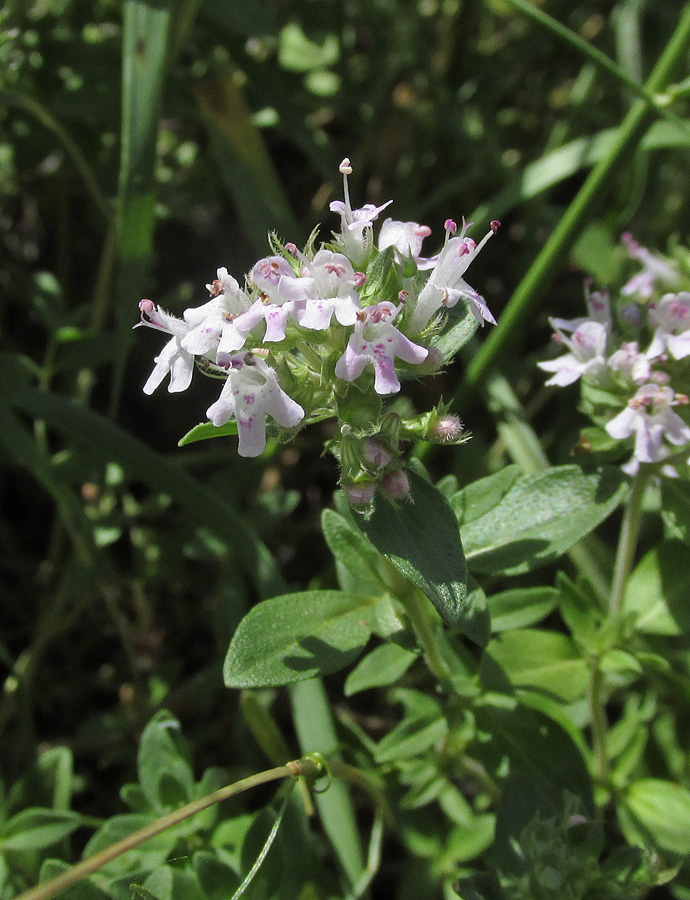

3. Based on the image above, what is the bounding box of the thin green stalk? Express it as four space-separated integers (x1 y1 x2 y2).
13 758 321 900
588 659 609 785
609 466 651 618
501 0 690 130
2 90 111 221
290 679 365 888
345 812 385 900
399 588 453 685
465 3 690 390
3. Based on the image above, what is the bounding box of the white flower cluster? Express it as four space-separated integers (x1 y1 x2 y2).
137 159 498 485
539 235 690 475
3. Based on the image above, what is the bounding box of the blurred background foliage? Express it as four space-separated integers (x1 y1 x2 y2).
1 0 690 893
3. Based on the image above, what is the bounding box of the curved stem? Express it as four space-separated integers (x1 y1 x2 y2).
609 467 651 618
13 758 322 900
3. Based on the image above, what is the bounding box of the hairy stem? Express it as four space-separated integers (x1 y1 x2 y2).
14 758 322 900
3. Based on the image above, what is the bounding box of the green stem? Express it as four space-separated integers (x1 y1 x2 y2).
399 588 453 685
13 758 322 900
588 658 609 784
589 467 650 788
464 3 690 390
609 467 651 618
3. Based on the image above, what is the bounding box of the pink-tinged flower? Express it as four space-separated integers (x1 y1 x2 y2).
363 438 393 469
608 342 651 386
182 267 255 358
380 469 410 500
330 158 392 266
243 256 310 344
538 319 608 387
206 354 304 458
343 481 376 506
549 287 612 336
296 249 361 330
606 383 690 474
408 219 498 332
136 300 195 394
378 218 436 270
646 292 690 360
335 301 428 395
621 233 680 299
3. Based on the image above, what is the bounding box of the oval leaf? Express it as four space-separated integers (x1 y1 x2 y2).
460 465 627 576
178 420 238 447
621 779 690 855
482 629 589 702
224 590 377 687
0 808 82 851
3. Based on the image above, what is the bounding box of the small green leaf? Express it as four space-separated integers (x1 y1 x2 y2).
482 629 589 702
354 471 477 636
374 690 447 763
224 591 377 687
625 542 690 635
459 465 627 576
451 466 521 526
137 711 195 812
344 643 418 695
620 779 690 855
178 420 238 446
0 808 81 851
488 587 559 632
433 301 480 360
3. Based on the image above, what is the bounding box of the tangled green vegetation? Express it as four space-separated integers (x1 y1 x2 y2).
3 1 690 899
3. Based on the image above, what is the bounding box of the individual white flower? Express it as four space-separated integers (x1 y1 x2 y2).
621 233 680 299
296 249 361 330
335 301 428 395
606 383 690 473
206 354 305 457
378 218 436 270
330 158 392 266
242 255 310 344
608 342 651 386
182 267 255 358
136 300 195 394
538 319 608 387
408 218 499 332
646 292 690 360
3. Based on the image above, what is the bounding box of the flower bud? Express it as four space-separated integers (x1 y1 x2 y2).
344 481 376 506
620 303 642 329
363 438 393 469
380 469 410 500
426 413 464 443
